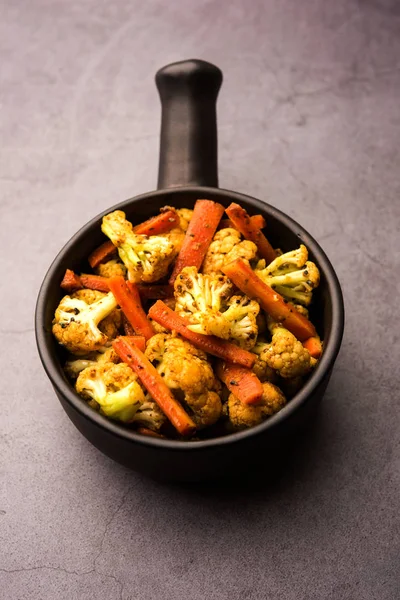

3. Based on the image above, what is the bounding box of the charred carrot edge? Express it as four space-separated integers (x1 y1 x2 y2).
133 209 179 236
136 427 166 439
302 336 322 359
222 259 316 342
137 284 174 301
80 274 110 293
88 240 117 269
148 301 256 368
112 337 196 437
216 361 264 406
60 269 83 292
108 276 155 341
169 199 225 284
225 203 277 264
219 214 266 231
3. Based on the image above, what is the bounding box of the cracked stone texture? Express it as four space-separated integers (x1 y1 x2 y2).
1 0 399 598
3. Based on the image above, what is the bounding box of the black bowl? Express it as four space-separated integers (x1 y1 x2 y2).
35 60 344 482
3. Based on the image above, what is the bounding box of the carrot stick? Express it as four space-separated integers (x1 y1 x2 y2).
218 214 266 231
216 361 263 406
225 203 277 263
88 240 117 268
222 259 316 341
136 427 166 439
108 276 155 341
148 301 256 368
112 337 196 437
60 269 83 292
169 199 225 284
80 274 110 293
249 214 266 229
60 270 110 293
137 284 174 301
132 209 179 236
124 335 146 353
303 336 322 359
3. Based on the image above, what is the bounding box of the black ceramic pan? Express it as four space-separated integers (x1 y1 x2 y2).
35 60 344 482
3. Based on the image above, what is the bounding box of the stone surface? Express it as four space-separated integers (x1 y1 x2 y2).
1 1 399 598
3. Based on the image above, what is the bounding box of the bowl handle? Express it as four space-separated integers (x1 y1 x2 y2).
155 59 223 189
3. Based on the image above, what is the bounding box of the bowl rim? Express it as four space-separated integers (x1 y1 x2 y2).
35 185 345 451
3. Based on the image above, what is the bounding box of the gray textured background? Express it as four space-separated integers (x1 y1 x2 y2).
1 1 399 598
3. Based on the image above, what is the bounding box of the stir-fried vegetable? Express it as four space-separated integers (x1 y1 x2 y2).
53 200 323 440
225 203 276 263
107 276 155 341
222 259 316 341
113 336 196 437
216 362 264 406
169 199 225 284
148 300 256 368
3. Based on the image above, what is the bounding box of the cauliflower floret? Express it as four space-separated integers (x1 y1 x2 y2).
71 290 122 340
202 228 258 275
161 206 193 233
52 291 118 355
76 362 143 421
160 228 186 254
131 395 167 431
222 295 260 350
227 382 286 430
64 345 120 380
174 267 233 338
174 267 259 348
145 333 222 428
252 354 278 383
98 310 122 339
96 259 127 279
177 208 193 232
76 362 166 429
174 208 193 232
101 210 178 283
261 322 312 379
255 245 320 306
184 391 222 430
290 303 309 318
71 289 103 304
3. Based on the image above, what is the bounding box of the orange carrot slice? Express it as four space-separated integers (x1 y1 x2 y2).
133 209 179 236
60 270 110 293
148 301 255 368
303 336 322 359
169 199 225 284
216 361 263 405
108 276 155 341
60 269 83 292
222 259 316 341
123 335 146 353
79 274 110 293
225 203 276 263
112 337 196 437
218 214 266 231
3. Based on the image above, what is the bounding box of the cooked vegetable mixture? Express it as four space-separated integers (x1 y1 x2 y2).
53 201 322 440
